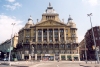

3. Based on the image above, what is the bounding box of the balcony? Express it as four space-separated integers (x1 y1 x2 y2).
43 41 47 44
25 35 30 38
55 41 59 44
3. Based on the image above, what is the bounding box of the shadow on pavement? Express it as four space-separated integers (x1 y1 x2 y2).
17 66 29 67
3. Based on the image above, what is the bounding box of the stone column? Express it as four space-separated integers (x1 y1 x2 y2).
22 54 24 60
58 29 60 42
23 30 25 42
65 54 67 60
42 29 43 42
29 54 31 60
78 54 80 61
35 54 37 60
71 54 74 61
41 54 42 60
59 54 61 60
53 29 55 42
64 29 66 42
36 29 38 42
54 54 55 61
47 29 49 42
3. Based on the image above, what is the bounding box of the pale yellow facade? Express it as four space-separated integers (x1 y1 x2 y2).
16 3 80 61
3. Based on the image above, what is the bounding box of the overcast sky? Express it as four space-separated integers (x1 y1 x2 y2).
0 0 100 43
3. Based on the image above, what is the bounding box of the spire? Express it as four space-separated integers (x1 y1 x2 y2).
68 15 73 21
28 15 32 21
69 15 71 18
49 2 51 7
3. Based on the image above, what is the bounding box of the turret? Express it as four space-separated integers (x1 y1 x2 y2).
25 15 34 28
67 15 76 28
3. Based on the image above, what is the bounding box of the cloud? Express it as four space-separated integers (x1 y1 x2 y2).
0 14 23 43
82 0 100 6
4 2 21 10
7 0 15 3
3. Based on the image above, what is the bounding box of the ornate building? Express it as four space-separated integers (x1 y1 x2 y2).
16 3 80 61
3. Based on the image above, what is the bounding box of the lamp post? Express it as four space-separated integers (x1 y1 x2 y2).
87 13 99 64
8 23 15 65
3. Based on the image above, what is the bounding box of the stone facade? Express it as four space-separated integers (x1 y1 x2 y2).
16 3 80 61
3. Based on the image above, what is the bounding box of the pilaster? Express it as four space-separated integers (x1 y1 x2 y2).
58 29 60 42
29 54 31 60
22 54 24 60
47 29 49 42
53 29 55 42
36 29 38 42
59 54 61 60
42 28 43 42
65 54 67 60
64 29 66 42
35 54 37 60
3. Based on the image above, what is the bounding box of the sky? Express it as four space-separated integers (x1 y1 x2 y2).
0 0 100 43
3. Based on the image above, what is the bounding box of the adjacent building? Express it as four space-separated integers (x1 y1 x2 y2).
16 3 80 61
0 34 18 59
79 39 88 61
85 26 100 60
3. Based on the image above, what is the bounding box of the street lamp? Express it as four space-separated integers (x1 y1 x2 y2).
8 23 15 65
87 13 99 64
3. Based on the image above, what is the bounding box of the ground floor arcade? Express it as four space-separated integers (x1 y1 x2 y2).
16 54 80 61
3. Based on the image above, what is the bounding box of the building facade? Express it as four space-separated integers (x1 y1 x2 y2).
0 34 18 59
85 26 100 60
16 3 80 61
79 39 88 61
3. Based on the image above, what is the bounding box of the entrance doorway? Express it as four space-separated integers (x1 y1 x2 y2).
24 56 29 60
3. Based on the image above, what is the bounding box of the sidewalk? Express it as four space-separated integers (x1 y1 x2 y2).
0 61 40 67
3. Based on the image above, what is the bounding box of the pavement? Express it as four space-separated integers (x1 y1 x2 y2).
0 61 100 67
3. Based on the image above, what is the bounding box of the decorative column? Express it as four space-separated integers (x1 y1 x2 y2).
54 54 55 61
29 54 31 60
58 29 60 42
42 29 43 42
41 54 42 60
78 47 80 61
22 54 24 60
65 54 67 60
53 29 55 42
64 29 66 42
59 54 61 60
35 54 37 60
47 29 49 42
58 29 60 50
23 30 25 42
36 29 38 42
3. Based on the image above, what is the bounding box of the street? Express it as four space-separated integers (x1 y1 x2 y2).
31 61 100 67
0 61 100 67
